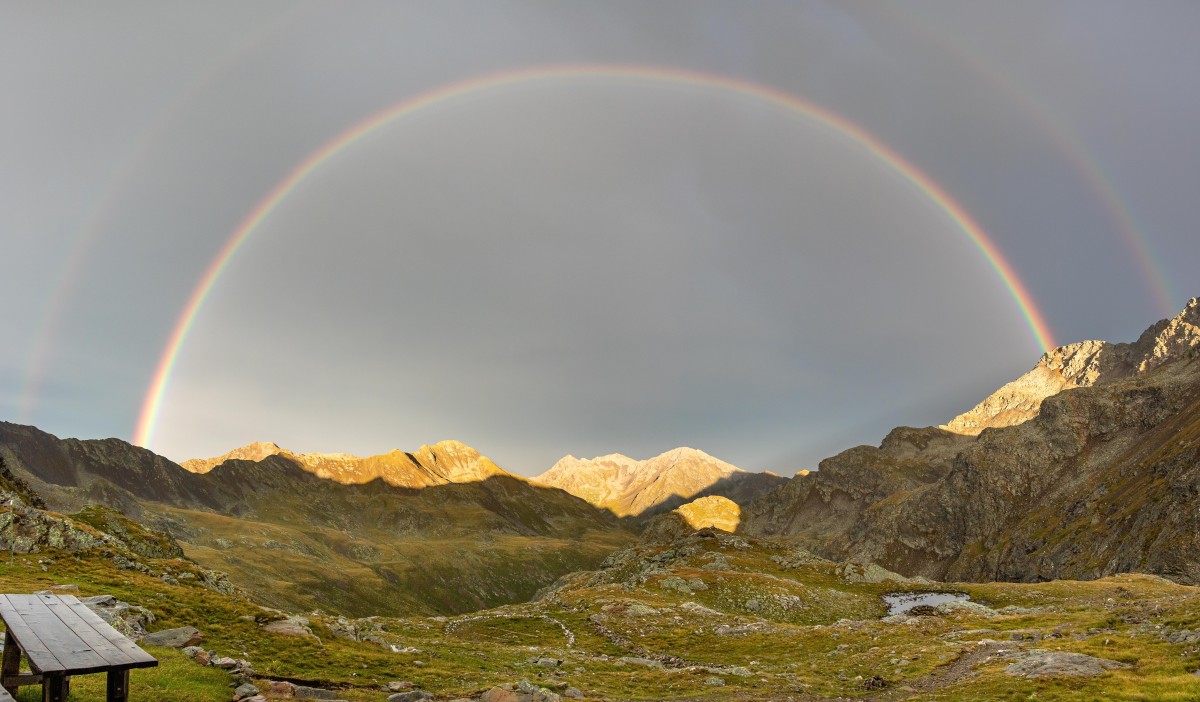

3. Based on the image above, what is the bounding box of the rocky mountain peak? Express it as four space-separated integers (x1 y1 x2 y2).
181 437 510 488
180 441 288 474
944 296 1200 434
535 446 783 517
407 440 506 484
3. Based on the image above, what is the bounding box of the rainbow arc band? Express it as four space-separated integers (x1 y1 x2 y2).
132 64 1056 450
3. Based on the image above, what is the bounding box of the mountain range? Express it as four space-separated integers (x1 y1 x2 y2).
1 296 1198 616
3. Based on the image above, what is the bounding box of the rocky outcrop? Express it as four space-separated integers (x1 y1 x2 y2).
745 297 1200 585
944 297 1200 433
82 594 155 638
1006 651 1130 678
141 625 203 647
0 491 121 555
535 447 786 517
641 496 742 542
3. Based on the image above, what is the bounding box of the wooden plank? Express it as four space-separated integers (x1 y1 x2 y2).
2 629 21 687
106 668 129 702
55 598 156 669
2 596 109 674
42 671 66 702
1 672 42 687
33 595 140 668
0 596 67 674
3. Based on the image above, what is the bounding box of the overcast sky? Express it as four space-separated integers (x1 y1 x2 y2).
3 2 1198 476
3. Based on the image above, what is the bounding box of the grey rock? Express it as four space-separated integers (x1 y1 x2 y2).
1006 651 1130 678
387 692 432 702
617 656 664 669
263 617 313 638
82 596 154 638
233 682 260 700
293 686 342 699
140 626 202 648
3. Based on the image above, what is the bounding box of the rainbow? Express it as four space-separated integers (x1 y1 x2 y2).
132 64 1056 449
876 4 1178 316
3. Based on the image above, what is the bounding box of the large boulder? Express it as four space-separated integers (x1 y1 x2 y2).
140 625 202 648
1006 651 1129 678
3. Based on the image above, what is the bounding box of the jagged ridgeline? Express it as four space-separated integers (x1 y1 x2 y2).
743 297 1200 584
0 429 633 616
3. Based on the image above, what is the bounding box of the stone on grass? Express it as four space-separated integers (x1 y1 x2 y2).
141 626 202 648
481 687 519 702
1006 650 1130 678
232 682 259 700
387 691 433 702
267 680 296 697
292 684 342 699
263 617 314 638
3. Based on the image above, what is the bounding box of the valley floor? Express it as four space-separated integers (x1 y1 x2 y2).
3 530 1200 701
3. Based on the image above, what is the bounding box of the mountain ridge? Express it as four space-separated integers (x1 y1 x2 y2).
181 438 509 488
744 296 1200 585
0 423 633 615
944 296 1200 434
535 446 786 517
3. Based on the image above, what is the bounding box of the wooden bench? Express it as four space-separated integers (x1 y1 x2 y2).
0 593 158 701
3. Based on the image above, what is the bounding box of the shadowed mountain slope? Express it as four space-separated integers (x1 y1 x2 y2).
0 424 633 615
744 297 1200 585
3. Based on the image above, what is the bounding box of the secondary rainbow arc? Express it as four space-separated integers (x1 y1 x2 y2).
132 64 1057 450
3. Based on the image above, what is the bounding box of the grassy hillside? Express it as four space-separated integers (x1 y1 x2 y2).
2 528 1199 701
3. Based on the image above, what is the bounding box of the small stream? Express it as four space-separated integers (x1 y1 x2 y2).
883 591 969 615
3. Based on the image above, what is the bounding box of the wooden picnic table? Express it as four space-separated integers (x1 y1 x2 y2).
0 593 158 702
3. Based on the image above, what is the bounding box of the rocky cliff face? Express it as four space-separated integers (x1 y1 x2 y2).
535 447 786 517
745 297 1200 585
944 297 1200 433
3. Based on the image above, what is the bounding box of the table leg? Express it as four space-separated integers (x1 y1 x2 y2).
1 631 20 695
106 668 130 702
42 672 67 702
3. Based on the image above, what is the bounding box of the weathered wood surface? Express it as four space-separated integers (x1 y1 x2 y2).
0 594 156 675
0 593 156 701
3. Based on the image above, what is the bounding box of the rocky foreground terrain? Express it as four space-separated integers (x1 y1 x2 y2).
1 482 1199 701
